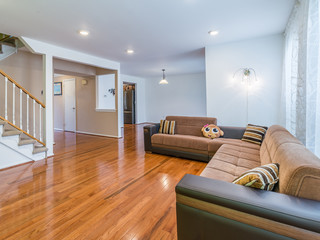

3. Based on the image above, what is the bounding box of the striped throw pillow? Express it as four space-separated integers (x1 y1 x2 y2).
159 120 175 135
242 124 268 145
232 163 279 191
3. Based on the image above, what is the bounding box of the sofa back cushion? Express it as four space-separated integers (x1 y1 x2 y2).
260 125 302 165
260 125 320 201
166 116 217 137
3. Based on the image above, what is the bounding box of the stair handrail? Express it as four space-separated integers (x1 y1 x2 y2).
0 116 46 146
0 70 45 108
0 69 46 146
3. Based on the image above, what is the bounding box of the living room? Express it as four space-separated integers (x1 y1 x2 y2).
0 0 319 239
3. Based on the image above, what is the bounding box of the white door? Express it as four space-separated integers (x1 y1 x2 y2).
64 79 76 132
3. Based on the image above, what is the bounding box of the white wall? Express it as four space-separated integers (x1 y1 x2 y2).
120 74 146 125
205 34 284 127
145 72 206 123
96 74 116 110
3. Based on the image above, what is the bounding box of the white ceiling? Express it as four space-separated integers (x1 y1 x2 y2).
0 0 295 78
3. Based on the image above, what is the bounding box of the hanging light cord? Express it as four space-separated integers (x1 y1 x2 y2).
162 69 166 80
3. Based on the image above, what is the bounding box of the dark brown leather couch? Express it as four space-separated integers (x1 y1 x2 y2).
176 174 320 240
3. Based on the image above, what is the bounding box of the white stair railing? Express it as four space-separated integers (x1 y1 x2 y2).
0 69 46 146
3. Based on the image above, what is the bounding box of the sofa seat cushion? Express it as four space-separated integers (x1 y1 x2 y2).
151 133 211 151
201 144 261 182
208 138 260 156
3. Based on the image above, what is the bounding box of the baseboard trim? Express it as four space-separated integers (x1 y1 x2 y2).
76 131 120 139
54 128 64 131
0 160 34 172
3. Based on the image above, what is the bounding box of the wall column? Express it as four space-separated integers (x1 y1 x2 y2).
116 70 122 137
43 54 54 156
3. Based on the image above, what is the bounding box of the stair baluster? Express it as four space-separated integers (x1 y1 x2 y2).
12 84 15 125
39 105 42 142
5 77 7 119
33 99 35 138
27 95 29 134
20 89 22 129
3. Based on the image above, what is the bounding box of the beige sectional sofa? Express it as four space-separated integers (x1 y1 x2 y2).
144 116 250 161
199 124 320 200
144 116 320 239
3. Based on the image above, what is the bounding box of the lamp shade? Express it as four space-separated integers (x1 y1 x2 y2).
159 79 168 84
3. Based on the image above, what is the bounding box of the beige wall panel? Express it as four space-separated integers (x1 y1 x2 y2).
0 50 43 136
76 76 118 137
54 58 96 77
0 50 43 101
54 75 118 137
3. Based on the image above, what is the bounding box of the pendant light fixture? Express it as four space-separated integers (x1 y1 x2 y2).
159 69 168 85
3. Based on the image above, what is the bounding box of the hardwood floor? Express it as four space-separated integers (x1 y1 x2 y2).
0 124 206 240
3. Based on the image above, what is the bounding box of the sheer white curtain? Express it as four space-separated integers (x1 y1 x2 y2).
283 0 320 156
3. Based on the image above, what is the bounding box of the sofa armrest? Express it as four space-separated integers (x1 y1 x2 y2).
176 174 320 240
218 126 246 139
143 124 160 152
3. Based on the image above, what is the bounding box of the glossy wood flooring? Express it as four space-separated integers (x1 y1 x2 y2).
0 124 206 240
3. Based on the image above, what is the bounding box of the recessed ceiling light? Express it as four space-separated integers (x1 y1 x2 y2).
79 30 89 36
126 49 134 54
208 30 219 36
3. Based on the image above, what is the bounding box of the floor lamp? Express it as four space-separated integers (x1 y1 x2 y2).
233 68 257 124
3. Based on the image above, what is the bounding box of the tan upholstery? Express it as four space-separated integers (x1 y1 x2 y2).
150 116 320 201
260 125 302 165
203 124 320 202
152 132 259 157
208 138 260 156
259 126 320 201
201 144 261 182
275 142 320 200
151 134 211 151
166 116 217 137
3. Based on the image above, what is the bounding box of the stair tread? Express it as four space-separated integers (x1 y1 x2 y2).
19 139 36 146
20 135 33 141
34 143 46 147
2 130 22 136
4 126 19 131
33 146 48 154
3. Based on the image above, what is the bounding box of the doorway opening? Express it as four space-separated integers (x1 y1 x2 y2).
53 76 76 132
123 82 136 124
63 78 76 132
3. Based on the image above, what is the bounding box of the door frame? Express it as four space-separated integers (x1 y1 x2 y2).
63 78 76 132
123 82 137 124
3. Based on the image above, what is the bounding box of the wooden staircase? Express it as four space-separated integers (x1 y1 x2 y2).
0 120 47 155
0 68 47 169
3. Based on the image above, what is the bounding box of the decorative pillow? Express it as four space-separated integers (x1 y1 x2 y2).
232 163 279 191
201 124 224 139
242 124 268 145
159 120 175 135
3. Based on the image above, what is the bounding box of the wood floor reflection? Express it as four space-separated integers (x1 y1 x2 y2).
0 124 206 240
